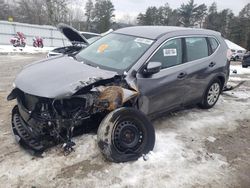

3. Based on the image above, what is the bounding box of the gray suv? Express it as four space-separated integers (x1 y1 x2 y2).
8 26 229 162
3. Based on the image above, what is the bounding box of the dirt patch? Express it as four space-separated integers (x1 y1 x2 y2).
206 119 250 187
57 160 105 179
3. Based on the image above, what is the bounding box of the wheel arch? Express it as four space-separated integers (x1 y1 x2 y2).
201 74 225 101
199 76 223 109
217 75 225 89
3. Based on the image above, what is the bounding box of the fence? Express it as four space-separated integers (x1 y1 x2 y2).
0 21 71 47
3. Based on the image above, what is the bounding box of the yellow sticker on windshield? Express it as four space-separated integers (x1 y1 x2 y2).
97 44 109 53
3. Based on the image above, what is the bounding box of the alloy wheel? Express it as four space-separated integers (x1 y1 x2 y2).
207 82 220 106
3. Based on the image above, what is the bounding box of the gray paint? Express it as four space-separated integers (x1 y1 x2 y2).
13 26 229 116
114 26 220 40
14 56 117 98
122 27 228 115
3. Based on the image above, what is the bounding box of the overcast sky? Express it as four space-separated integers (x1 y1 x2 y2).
112 0 249 21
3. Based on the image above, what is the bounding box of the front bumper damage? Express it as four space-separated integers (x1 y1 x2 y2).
12 106 47 155
8 78 139 155
11 104 96 156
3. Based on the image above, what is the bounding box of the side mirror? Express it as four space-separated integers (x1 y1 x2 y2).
143 62 162 75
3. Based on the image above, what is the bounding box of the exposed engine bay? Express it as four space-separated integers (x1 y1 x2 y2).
8 76 138 155
48 44 84 57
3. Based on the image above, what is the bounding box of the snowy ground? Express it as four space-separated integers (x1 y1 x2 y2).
0 45 54 54
0 55 249 188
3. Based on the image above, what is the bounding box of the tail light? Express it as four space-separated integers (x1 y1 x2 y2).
227 49 232 60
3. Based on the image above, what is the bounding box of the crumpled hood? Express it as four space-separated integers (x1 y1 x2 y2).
14 56 117 98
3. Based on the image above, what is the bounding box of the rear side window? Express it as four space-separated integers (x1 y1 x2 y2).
185 37 208 62
208 37 219 53
150 38 182 69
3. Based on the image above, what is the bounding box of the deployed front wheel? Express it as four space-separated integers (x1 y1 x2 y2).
97 107 155 162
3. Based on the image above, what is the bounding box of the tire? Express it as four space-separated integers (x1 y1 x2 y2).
199 78 222 109
242 65 248 68
97 107 155 162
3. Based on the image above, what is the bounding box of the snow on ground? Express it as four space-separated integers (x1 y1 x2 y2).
0 45 54 54
1 96 246 187
230 65 250 75
229 76 250 81
0 56 250 187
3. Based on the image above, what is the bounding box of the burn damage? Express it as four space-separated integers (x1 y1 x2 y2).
8 75 138 155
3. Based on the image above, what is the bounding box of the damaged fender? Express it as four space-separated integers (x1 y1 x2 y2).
7 56 139 154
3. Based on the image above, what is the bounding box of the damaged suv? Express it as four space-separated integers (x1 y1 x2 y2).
8 26 229 162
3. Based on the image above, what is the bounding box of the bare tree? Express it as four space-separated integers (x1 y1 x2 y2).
118 14 136 25
45 0 68 25
85 0 94 31
0 0 9 20
16 0 47 24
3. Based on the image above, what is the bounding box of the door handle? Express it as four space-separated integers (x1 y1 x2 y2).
177 72 187 79
209 62 216 67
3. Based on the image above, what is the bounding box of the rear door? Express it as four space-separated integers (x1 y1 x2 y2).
181 36 220 104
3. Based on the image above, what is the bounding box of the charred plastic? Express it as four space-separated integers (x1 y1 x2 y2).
8 76 138 154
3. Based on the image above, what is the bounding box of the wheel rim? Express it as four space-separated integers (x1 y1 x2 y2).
207 82 220 106
113 120 143 152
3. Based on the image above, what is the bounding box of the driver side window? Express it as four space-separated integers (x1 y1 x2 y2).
150 38 183 69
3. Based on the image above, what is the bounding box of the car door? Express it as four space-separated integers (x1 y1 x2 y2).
181 36 219 105
136 38 189 115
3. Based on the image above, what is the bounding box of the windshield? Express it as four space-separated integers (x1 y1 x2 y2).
76 33 154 72
87 36 101 44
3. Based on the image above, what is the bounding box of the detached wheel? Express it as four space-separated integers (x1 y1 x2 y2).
97 107 155 162
199 78 222 109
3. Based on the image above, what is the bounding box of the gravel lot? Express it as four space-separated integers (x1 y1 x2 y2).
0 54 249 188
